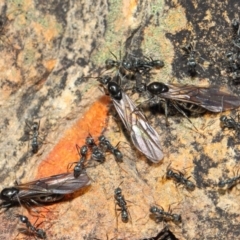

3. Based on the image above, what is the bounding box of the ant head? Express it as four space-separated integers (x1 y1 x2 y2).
98 75 111 85
0 187 19 200
98 135 106 142
149 206 159 213
220 115 227 122
172 213 182 223
105 59 118 69
166 169 174 178
107 81 122 100
218 179 226 188
86 134 95 146
114 187 122 196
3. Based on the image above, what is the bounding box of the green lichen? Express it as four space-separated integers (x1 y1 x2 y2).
91 0 126 67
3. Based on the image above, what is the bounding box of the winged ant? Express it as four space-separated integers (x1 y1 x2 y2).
97 75 164 163
0 172 90 209
139 81 240 126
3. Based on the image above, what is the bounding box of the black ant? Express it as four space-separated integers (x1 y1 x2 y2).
15 214 46 239
166 164 195 191
150 205 182 224
182 42 198 76
22 120 42 154
114 185 130 225
122 56 164 74
133 56 164 72
218 176 240 191
98 135 123 162
86 134 105 163
68 144 88 178
104 49 125 70
220 115 240 134
105 50 163 93
218 168 240 193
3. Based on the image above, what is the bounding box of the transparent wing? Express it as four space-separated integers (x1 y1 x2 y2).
130 118 164 163
112 91 164 163
160 84 240 112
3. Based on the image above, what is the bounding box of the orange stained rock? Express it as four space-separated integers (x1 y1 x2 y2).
43 59 57 72
123 0 138 19
36 95 110 179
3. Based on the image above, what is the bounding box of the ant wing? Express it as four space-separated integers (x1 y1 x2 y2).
111 92 132 131
34 172 91 194
15 172 91 199
112 91 164 163
130 116 164 163
160 84 240 112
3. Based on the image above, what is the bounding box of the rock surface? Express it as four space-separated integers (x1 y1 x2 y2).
0 0 240 239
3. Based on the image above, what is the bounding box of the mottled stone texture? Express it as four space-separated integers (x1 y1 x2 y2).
0 0 240 239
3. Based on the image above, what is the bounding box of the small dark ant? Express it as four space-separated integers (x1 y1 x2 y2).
23 120 41 154
220 115 240 134
91 146 105 163
15 214 46 239
182 43 197 76
134 56 164 71
218 168 240 192
150 205 182 224
166 165 195 191
105 50 125 72
218 176 240 190
98 135 123 162
86 134 105 163
105 50 163 93
122 56 164 74
114 185 130 224
68 144 88 178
